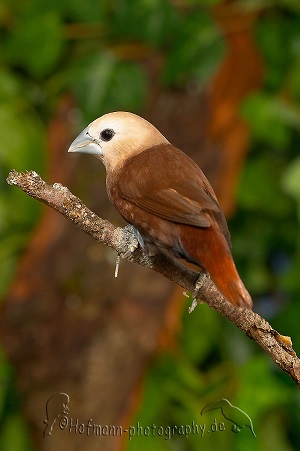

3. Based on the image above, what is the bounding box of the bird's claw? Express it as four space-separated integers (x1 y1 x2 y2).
187 272 210 313
188 298 199 314
121 224 144 256
114 225 143 277
114 254 121 278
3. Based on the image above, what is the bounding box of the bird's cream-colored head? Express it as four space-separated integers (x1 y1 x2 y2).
68 112 169 171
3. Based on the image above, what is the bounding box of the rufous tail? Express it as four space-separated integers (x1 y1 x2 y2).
206 253 253 309
180 226 253 309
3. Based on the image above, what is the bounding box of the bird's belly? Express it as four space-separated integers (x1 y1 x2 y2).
119 203 183 257
108 191 191 258
136 217 180 256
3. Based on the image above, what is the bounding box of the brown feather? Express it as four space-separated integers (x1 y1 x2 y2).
113 144 231 246
107 144 252 308
179 224 252 308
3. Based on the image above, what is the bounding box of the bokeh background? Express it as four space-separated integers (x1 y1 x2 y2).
1 0 300 450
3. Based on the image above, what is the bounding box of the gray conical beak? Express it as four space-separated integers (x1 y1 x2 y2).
68 127 102 156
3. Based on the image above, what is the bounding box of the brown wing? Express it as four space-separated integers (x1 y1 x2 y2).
117 144 231 245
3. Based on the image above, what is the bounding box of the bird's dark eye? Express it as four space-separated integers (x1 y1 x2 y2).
100 128 115 141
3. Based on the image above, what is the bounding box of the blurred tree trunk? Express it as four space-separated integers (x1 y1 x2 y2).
0 4 262 451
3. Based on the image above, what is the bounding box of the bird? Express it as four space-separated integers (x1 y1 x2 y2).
68 111 252 310
201 398 256 438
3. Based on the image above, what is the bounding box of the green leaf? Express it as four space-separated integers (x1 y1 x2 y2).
181 299 220 364
62 0 105 22
237 356 293 418
185 0 221 5
163 11 225 85
281 157 300 221
238 154 291 217
0 414 33 451
241 93 293 148
72 53 147 122
0 69 22 101
6 12 64 77
108 0 180 47
287 60 300 103
279 246 300 293
0 104 44 172
255 14 294 90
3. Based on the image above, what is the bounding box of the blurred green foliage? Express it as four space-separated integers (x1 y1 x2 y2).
0 67 44 297
1 0 300 450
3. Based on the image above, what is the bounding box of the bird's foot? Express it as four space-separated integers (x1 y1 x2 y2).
114 225 143 277
188 272 210 313
120 224 144 257
188 297 199 314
